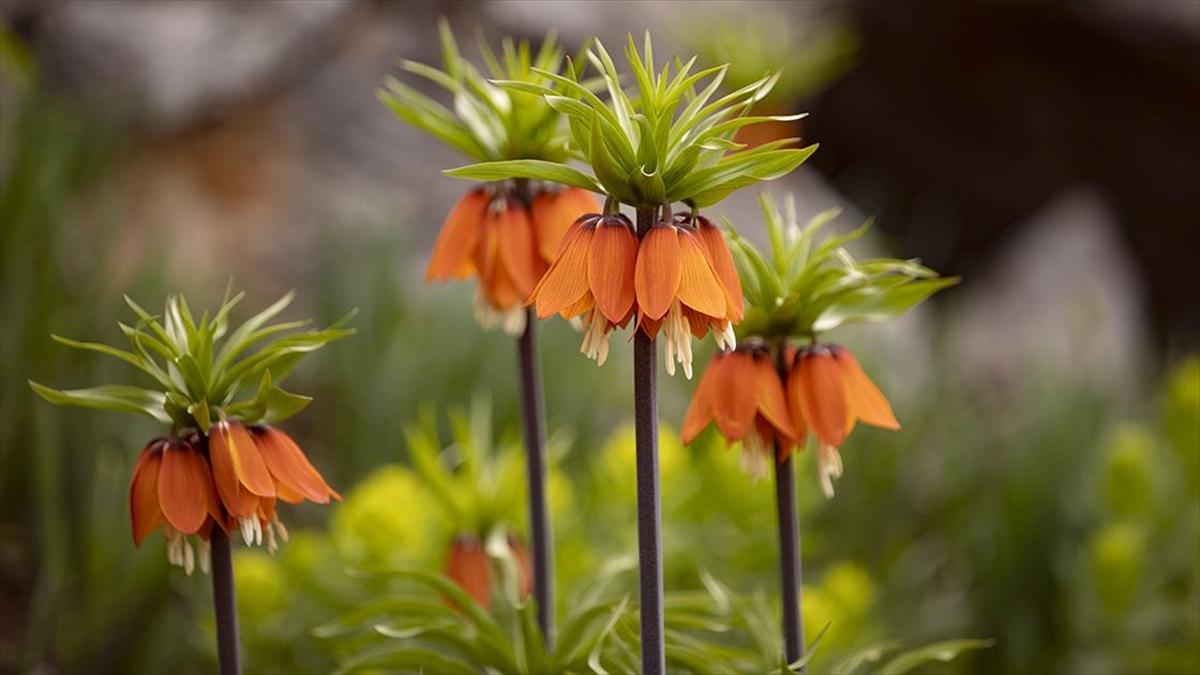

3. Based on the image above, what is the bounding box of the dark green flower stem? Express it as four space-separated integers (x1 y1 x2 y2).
634 206 665 675
210 529 241 675
512 178 554 645
774 345 804 672
517 310 553 646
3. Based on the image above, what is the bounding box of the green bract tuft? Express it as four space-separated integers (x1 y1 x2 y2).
30 290 355 429
379 19 579 163
728 193 958 340
445 33 816 208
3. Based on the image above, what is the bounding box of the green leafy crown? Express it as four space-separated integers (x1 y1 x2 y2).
445 33 816 209
30 291 355 432
379 19 578 163
728 194 958 340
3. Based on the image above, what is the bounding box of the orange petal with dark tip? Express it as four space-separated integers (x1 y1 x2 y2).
833 347 900 431
711 352 758 441
794 350 848 447
158 441 211 535
252 426 336 505
425 189 487 282
531 224 593 318
676 231 728 319
534 188 601 262
682 357 720 443
496 205 539 297
754 356 797 440
587 222 638 324
634 225 682 320
130 444 164 546
697 218 744 321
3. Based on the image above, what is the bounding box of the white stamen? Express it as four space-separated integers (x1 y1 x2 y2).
199 539 212 574
266 522 278 555
817 443 844 498
275 519 289 543
738 430 770 481
579 310 611 366
713 322 737 351
661 300 694 379
253 517 263 546
240 517 255 546
473 290 527 335
183 538 195 576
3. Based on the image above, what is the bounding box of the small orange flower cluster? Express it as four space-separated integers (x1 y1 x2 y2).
443 533 532 609
684 342 898 496
530 212 742 377
425 185 600 335
129 421 339 573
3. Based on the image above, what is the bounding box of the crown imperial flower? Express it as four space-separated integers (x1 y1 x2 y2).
32 292 352 569
682 342 797 479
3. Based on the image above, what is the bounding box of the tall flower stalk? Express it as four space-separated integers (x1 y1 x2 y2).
683 194 957 670
448 34 814 672
379 22 600 643
30 291 353 674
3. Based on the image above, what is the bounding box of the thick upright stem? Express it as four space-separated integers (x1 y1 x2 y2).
210 530 241 675
634 206 665 675
517 310 554 645
774 346 805 671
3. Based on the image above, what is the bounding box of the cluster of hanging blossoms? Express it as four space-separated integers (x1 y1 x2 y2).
381 21 601 335
31 292 353 572
448 35 814 377
683 195 957 495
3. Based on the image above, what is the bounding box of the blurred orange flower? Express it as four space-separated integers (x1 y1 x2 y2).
682 344 798 479
425 185 600 335
787 344 899 496
443 533 532 609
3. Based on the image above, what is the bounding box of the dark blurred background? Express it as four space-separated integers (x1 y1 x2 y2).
1 1 1197 674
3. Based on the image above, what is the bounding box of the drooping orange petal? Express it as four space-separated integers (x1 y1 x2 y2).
833 347 900 431
795 348 848 447
711 351 758 441
130 442 164 546
754 355 798 440
487 253 526 310
425 189 487 282
676 230 728 319
533 188 601 262
637 314 663 339
634 225 682 320
209 420 276 514
158 440 211 535
587 221 638 324
683 307 717 339
681 357 720 443
559 291 595 319
495 204 539 298
445 535 491 609
251 426 337 504
530 221 594 319
697 217 744 321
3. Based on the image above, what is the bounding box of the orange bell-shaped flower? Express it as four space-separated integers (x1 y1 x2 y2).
636 218 737 379
787 344 899 496
682 344 798 478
